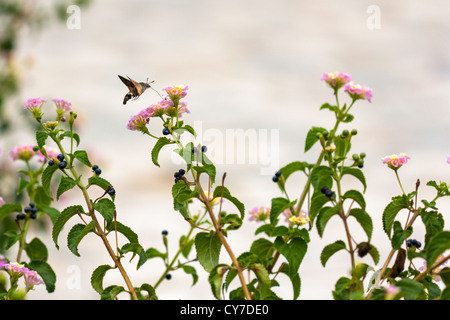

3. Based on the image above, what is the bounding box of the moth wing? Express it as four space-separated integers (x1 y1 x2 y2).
118 75 136 91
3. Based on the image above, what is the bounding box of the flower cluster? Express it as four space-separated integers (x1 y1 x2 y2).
283 208 310 226
248 206 270 222
24 97 47 119
321 72 372 103
127 86 190 133
9 144 59 163
1 261 44 288
0 196 5 207
419 254 448 282
381 153 411 169
320 72 352 90
343 81 373 103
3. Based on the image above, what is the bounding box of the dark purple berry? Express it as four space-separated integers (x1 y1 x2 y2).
48 160 54 166
165 274 172 280
201 145 207 152
94 168 102 175
275 170 282 177
24 206 31 213
58 161 67 169
325 189 334 198
57 154 65 161
178 169 185 176
16 213 26 220
92 165 99 171
162 128 170 135
107 188 116 196
321 186 329 194
30 212 37 219
162 230 168 236
272 176 279 182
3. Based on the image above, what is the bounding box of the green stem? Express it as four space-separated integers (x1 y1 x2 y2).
394 170 406 195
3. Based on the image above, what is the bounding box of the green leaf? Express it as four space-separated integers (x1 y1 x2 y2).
195 231 222 272
91 265 113 294
42 164 58 197
106 221 139 244
145 247 167 261
56 176 78 200
250 238 275 266
424 231 450 268
221 213 243 231
52 205 84 249
391 221 413 250
279 161 312 181
178 124 197 137
310 166 333 192
40 205 60 225
320 240 346 267
316 205 341 237
92 198 115 224
342 190 366 210
182 265 199 286
151 137 173 167
421 210 444 245
27 260 56 293
172 180 197 219
269 197 296 225
25 237 48 262
309 192 330 223
348 208 373 241
60 131 80 146
208 264 230 299
73 150 92 167
121 242 148 269
382 195 410 238
341 167 367 192
274 237 307 279
395 278 426 300
101 285 125 300
305 126 326 152
213 186 245 219
35 131 49 149
249 263 272 299
138 283 158 300
67 222 95 256
367 244 380 265
16 177 30 196
0 203 22 223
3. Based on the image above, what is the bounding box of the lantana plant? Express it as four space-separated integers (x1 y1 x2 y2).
1 72 450 300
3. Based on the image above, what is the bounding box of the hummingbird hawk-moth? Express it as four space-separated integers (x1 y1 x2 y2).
118 75 154 105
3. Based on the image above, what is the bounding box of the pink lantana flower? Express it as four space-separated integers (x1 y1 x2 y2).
447 156 450 164
382 153 410 169
320 72 352 90
52 98 72 112
38 146 60 163
343 81 373 103
24 97 47 119
126 111 150 134
163 85 188 101
248 206 270 222
165 100 190 118
23 269 44 288
9 144 38 162
419 254 447 282
0 196 5 207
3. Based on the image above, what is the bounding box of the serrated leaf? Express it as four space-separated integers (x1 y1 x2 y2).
121 242 148 269
52 205 84 249
60 131 80 146
101 285 125 300
348 208 373 241
382 195 410 238
424 231 450 268
310 166 333 192
42 164 58 197
92 198 115 224
182 265 199 286
0 203 22 223
342 190 366 210
87 176 115 201
26 260 56 293
391 221 412 250
73 150 92 167
274 237 307 279
316 205 341 237
269 197 296 225
341 167 367 192
56 176 78 200
249 262 272 299
67 222 95 256
208 264 230 299
421 210 444 245
309 192 330 223
91 264 113 294
395 278 426 300
25 237 48 262
305 126 326 152
106 221 139 244
213 186 245 219
195 231 222 272
279 161 312 181
151 137 173 167
250 238 275 265
35 131 49 149
138 283 158 300
320 240 346 267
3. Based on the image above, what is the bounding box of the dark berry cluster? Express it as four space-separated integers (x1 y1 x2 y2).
272 170 282 182
52 153 67 169
174 169 186 183
192 145 207 153
320 186 334 198
162 230 168 236
92 164 102 175
407 239 422 248
16 202 37 220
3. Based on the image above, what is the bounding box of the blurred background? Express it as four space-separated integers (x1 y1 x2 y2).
1 0 450 300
